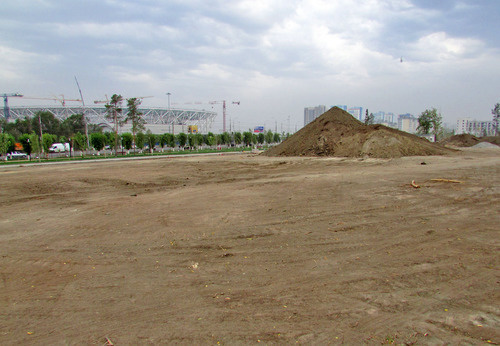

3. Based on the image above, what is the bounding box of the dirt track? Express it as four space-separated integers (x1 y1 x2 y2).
1 148 499 344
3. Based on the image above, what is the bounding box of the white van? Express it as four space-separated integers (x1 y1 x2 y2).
49 143 70 153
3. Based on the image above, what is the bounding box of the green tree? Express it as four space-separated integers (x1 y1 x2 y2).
104 132 117 150
243 131 253 146
146 130 156 152
136 132 145 150
195 133 204 148
18 134 33 156
32 111 62 137
220 132 231 145
121 132 133 150
177 132 187 148
264 130 273 144
3 117 32 139
0 118 7 134
61 113 86 137
0 133 15 157
273 132 281 143
42 133 57 153
125 98 145 147
234 132 242 145
418 108 442 141
492 102 500 136
252 134 258 145
164 133 175 148
215 134 223 145
257 132 265 144
90 133 106 151
105 94 124 155
72 132 87 151
364 110 374 125
204 132 216 146
160 133 168 148
188 134 197 149
29 133 41 156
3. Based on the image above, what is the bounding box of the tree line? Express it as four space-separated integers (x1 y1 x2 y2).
0 108 285 157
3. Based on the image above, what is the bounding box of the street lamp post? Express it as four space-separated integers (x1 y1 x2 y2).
166 92 172 134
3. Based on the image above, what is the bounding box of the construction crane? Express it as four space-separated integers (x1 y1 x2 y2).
93 94 109 104
54 94 82 106
22 95 82 106
1 93 23 120
209 100 240 133
94 95 154 104
170 99 240 132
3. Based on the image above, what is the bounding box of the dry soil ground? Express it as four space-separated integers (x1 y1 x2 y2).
1 148 499 345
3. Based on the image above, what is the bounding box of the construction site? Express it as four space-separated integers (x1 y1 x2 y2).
1 93 232 134
0 107 499 344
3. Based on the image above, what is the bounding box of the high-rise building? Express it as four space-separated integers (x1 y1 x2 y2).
373 111 385 123
347 107 363 121
398 114 418 133
304 105 326 126
456 118 495 136
385 112 395 123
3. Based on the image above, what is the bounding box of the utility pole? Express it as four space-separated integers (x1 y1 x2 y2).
223 100 226 132
38 112 44 155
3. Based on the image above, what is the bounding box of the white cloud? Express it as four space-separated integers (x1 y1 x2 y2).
0 44 60 82
49 22 180 41
409 32 485 62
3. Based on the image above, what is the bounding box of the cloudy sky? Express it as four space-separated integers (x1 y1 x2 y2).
1 0 499 132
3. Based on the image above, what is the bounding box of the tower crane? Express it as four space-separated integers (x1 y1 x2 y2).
93 94 109 104
1 93 23 120
54 94 82 106
209 100 240 133
22 95 82 106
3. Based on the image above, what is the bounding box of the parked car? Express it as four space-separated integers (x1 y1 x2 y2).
7 151 28 160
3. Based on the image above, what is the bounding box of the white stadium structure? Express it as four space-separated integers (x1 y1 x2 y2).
1 106 217 134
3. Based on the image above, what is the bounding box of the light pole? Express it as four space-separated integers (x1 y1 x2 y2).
166 92 171 110
166 92 173 134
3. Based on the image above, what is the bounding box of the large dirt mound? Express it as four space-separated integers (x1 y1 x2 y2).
264 107 453 158
440 134 480 147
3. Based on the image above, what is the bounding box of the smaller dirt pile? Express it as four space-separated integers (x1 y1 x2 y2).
440 134 500 147
440 134 480 147
263 107 453 158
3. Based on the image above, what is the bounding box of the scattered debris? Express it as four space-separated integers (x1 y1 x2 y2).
430 179 464 184
411 180 420 188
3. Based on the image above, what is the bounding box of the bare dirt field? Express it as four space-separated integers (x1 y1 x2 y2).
1 148 499 345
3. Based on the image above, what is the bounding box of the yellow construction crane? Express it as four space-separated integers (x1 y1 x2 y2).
23 95 82 106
